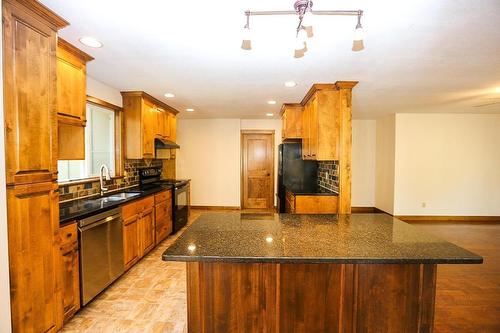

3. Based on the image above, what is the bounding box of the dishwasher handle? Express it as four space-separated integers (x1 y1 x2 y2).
79 214 122 232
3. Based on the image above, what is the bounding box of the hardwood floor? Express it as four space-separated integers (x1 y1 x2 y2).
411 221 500 333
62 212 500 332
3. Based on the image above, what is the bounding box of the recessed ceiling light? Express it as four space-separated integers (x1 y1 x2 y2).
164 93 175 98
284 81 297 88
186 108 195 112
267 100 277 105
266 113 274 117
495 87 500 93
79 36 103 48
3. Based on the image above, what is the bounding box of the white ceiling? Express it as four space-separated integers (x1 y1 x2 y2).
40 0 500 119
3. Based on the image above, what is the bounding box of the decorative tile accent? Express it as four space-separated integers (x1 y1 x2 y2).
317 161 339 193
59 159 167 202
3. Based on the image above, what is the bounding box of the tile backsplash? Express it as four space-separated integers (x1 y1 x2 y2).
317 161 339 193
59 159 164 202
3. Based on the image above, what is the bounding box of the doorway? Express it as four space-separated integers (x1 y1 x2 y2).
241 130 275 210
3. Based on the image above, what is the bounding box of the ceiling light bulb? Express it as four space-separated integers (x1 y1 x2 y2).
164 93 175 98
284 81 297 88
79 36 103 48
186 108 195 112
354 26 364 41
267 100 277 105
241 27 252 50
266 113 274 117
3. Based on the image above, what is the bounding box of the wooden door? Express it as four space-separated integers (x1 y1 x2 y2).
302 102 310 159
139 208 155 256
123 215 139 270
241 131 275 209
3 1 59 185
309 96 319 159
59 223 80 322
169 113 177 141
7 182 63 332
155 197 172 244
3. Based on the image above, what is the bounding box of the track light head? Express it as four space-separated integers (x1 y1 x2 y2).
241 11 252 51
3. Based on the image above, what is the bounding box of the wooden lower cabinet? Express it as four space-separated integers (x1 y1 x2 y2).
155 190 173 244
122 196 156 270
59 223 80 322
7 181 63 333
285 189 338 214
139 207 155 256
123 214 140 271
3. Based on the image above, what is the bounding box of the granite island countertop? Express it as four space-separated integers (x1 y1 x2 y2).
59 184 173 225
162 212 483 264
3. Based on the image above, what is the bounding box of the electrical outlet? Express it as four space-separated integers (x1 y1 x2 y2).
421 202 426 208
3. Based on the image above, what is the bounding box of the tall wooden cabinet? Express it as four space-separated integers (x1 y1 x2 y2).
56 38 94 160
2 0 68 331
121 91 179 159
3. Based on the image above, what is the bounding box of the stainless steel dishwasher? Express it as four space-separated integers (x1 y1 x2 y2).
78 207 124 305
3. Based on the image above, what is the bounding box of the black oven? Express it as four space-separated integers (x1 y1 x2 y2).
173 182 189 233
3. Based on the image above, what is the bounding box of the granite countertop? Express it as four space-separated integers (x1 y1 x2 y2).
162 212 483 264
59 184 172 225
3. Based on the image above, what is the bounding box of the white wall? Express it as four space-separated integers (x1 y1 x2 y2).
87 76 122 107
176 119 282 207
176 119 241 207
352 120 376 207
0 8 12 330
375 115 396 214
394 114 500 216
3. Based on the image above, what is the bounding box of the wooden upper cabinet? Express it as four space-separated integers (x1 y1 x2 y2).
122 91 179 159
2 0 68 185
56 38 93 160
301 85 340 161
281 103 303 140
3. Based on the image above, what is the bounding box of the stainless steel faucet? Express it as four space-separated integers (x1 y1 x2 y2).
99 164 111 196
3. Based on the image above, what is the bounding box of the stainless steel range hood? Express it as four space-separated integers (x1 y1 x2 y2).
155 138 180 149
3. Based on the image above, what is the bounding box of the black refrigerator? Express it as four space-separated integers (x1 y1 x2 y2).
278 142 318 213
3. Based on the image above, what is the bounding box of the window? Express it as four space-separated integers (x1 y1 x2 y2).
58 102 116 182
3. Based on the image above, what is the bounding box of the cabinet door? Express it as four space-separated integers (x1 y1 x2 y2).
309 96 319 159
59 223 80 322
7 182 63 332
169 113 177 142
3 3 58 185
139 208 155 256
56 45 86 121
142 100 155 158
123 215 139 270
302 103 310 159
155 199 172 244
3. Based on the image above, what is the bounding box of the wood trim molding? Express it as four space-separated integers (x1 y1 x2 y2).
396 215 500 222
5 0 69 29
351 207 387 214
120 91 179 114
191 206 241 211
300 84 337 106
86 95 123 112
280 103 303 116
240 130 276 135
335 81 359 89
58 38 94 62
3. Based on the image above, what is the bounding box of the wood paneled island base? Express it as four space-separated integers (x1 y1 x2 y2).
186 262 436 333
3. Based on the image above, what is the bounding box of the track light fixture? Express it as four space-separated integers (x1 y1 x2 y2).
241 0 365 58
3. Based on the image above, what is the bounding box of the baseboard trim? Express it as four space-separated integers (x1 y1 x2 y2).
396 215 500 223
351 207 387 214
191 206 241 210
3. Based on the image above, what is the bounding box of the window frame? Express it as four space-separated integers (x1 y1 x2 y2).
57 96 124 185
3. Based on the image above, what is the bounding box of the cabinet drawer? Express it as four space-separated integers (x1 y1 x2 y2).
60 223 78 248
138 196 154 211
122 201 139 219
155 190 171 204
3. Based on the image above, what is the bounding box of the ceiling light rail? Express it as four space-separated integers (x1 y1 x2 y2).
241 0 365 58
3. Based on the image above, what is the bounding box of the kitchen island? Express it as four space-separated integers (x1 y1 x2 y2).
162 213 482 333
